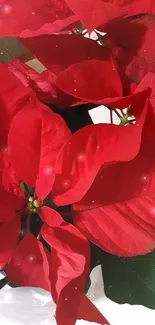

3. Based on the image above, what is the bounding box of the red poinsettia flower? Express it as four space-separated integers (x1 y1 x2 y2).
0 151 91 325
0 0 78 37
7 57 155 260
0 63 110 325
71 73 155 257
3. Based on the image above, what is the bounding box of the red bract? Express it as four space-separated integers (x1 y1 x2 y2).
102 0 155 20
62 0 155 32
21 34 122 105
56 59 123 101
72 73 155 256
0 63 110 325
0 62 31 148
65 0 122 32
0 0 77 37
0 150 90 325
21 34 116 73
7 59 57 104
103 14 155 88
7 58 80 108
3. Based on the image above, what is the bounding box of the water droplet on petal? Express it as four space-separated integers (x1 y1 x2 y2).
92 200 95 204
31 12 35 15
137 123 140 127
75 286 78 290
144 49 146 52
64 297 68 301
74 88 77 92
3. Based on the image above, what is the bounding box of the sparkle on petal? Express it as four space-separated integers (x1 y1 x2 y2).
62 179 71 189
2 4 12 14
43 166 53 175
77 153 85 161
27 254 36 263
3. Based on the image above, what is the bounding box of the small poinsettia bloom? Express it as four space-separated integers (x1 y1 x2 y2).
71 72 155 257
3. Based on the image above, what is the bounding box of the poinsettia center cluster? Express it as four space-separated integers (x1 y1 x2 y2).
26 196 42 213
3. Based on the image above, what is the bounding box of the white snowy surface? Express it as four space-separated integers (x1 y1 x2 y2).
0 265 155 325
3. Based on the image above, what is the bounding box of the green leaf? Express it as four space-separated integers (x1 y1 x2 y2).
20 181 34 195
101 250 155 308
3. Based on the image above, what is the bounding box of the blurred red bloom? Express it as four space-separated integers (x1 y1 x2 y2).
102 14 155 91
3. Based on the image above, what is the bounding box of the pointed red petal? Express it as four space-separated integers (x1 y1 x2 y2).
41 209 90 325
21 34 115 75
0 149 23 197
56 59 122 102
0 0 73 37
0 215 20 269
0 187 23 222
7 59 57 104
104 15 155 86
9 101 71 189
65 0 122 32
0 62 31 148
6 232 50 291
40 206 62 226
78 295 110 325
52 90 149 206
73 194 155 257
